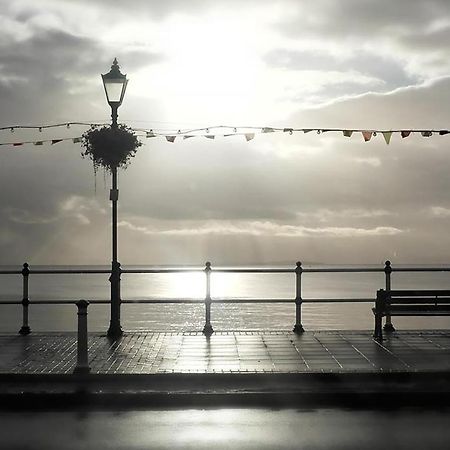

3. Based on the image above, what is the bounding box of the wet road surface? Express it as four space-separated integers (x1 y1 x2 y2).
1 407 449 449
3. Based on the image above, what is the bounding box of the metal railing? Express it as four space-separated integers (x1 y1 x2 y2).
2 260 450 337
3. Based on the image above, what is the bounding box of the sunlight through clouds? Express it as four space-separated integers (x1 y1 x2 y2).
1 0 450 264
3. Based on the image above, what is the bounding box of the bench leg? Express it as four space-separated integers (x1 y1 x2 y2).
383 315 396 332
374 313 383 341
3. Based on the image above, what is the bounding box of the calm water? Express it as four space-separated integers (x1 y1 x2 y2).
1 265 450 332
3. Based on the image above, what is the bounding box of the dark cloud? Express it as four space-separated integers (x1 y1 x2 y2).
70 0 262 19
277 0 450 39
0 27 162 124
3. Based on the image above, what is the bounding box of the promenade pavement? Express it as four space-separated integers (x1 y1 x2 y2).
1 330 449 375
1 330 449 408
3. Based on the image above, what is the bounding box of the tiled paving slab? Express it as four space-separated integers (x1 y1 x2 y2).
0 330 449 375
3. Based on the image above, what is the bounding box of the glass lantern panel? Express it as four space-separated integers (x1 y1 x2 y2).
104 81 124 103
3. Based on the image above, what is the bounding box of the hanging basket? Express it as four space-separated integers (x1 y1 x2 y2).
81 124 142 172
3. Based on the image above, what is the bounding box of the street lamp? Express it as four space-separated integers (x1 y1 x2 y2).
102 58 128 338
102 58 128 128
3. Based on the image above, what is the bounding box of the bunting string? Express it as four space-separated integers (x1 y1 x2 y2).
0 122 449 147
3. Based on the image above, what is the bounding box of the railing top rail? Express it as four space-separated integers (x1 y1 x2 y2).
28 269 112 274
2 264 450 276
211 268 294 273
122 268 204 274
391 267 450 272
302 268 384 273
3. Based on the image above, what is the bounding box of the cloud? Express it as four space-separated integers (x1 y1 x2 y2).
430 206 450 218
119 218 404 238
272 0 450 81
353 157 381 167
3 195 105 226
263 49 418 95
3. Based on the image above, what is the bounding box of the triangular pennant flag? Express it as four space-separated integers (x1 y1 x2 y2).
382 132 393 145
72 137 81 143
205 135 215 139
421 131 432 137
146 131 156 138
303 129 313 133
165 136 176 143
51 139 62 145
13 142 24 146
34 141 44 146
439 130 450 135
262 127 275 133
343 130 353 138
401 130 411 138
362 131 372 142
183 135 194 140
245 133 255 141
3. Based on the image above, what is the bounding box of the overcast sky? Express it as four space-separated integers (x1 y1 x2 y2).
1 0 450 265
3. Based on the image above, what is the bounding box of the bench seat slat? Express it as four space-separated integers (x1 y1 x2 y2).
372 305 450 315
389 310 450 316
389 305 450 313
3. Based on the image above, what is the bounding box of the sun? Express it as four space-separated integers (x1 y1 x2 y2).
133 13 264 124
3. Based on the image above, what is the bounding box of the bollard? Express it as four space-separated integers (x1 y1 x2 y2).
202 261 214 336
293 261 305 333
19 263 31 335
73 299 91 374
383 260 395 332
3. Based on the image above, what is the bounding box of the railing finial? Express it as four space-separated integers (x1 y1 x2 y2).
22 262 30 276
384 260 392 274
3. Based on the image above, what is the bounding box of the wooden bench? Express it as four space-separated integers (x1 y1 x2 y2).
373 289 450 341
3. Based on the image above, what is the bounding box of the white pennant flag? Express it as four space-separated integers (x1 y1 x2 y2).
382 131 393 145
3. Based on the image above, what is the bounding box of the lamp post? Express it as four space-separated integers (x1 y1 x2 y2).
102 58 128 338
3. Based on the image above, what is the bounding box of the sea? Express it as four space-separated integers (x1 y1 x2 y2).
1 265 450 333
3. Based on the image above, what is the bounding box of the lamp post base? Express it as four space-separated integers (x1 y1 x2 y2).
202 324 214 336
107 323 123 339
293 324 305 334
19 326 31 335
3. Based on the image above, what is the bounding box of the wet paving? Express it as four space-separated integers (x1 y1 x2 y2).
1 407 450 450
0 330 449 374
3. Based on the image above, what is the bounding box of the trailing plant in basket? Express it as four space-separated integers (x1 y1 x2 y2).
81 124 142 172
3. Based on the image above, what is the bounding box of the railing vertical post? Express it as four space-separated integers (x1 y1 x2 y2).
19 263 31 335
383 260 395 332
293 261 305 333
73 299 90 374
203 261 214 336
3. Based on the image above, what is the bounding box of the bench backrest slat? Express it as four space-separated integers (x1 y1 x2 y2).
386 297 450 304
388 289 450 297
390 305 450 313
